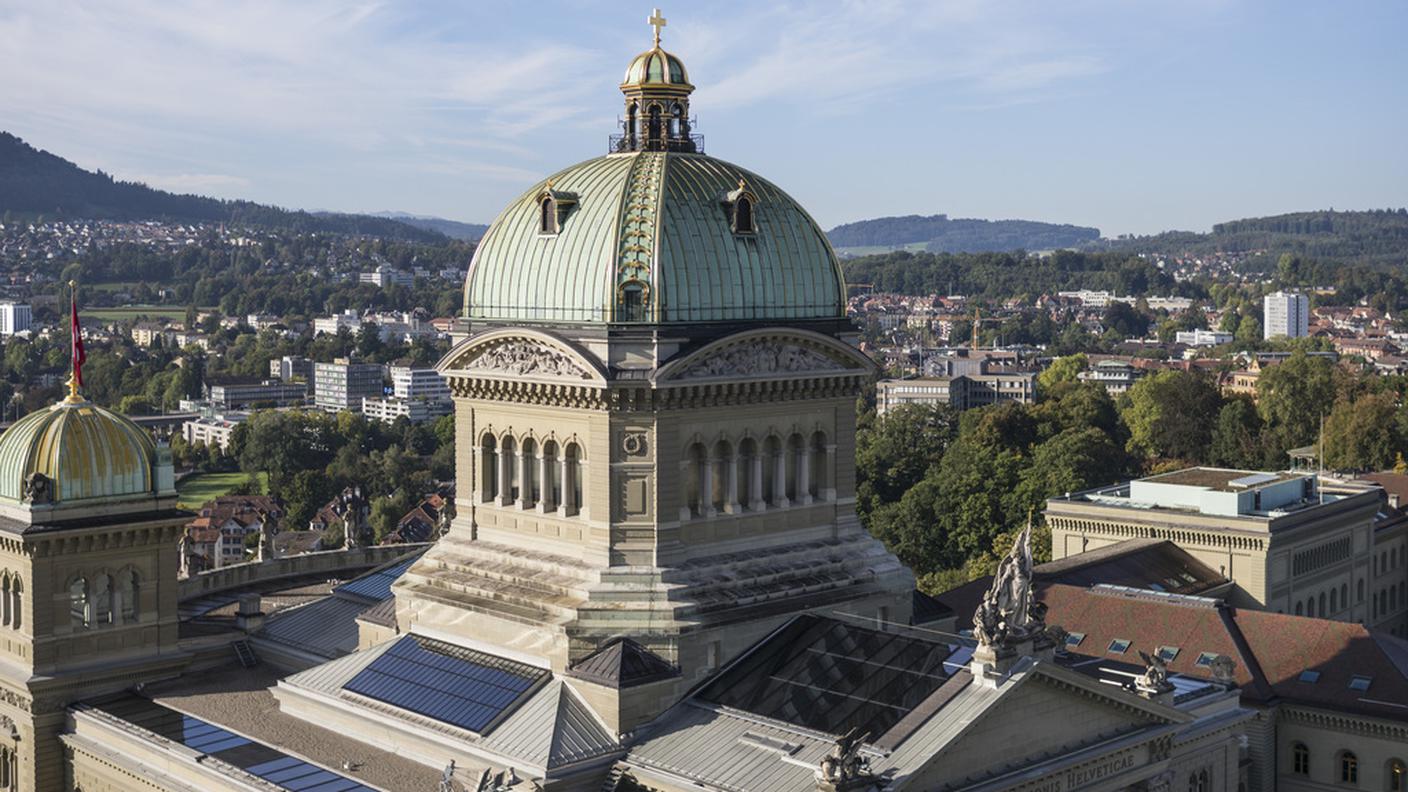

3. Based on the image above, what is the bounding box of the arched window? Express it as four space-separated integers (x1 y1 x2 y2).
521 438 538 509
667 102 681 138
809 432 828 500
685 442 707 517
0 744 13 790
1388 759 1406 792
763 435 783 506
732 196 755 235
9 577 20 631
1331 588 1338 613
1188 769 1209 792
69 578 89 629
1295 600 1304 616
1 577 9 628
738 438 758 509
785 434 804 501
93 573 113 626
1308 596 1317 618
480 434 498 503
1341 751 1359 785
1292 743 1310 775
539 197 557 235
501 436 518 504
620 282 646 322
1319 592 1327 616
711 439 732 513
626 101 639 148
647 105 663 147
542 440 560 511
564 442 583 517
121 569 138 623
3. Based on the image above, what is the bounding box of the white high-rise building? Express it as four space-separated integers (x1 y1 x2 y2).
1263 290 1309 339
390 366 450 402
0 302 32 337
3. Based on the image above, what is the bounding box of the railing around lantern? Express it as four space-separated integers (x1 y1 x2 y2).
609 133 705 154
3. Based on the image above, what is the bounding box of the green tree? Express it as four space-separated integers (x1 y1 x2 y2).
1037 353 1088 394
1234 315 1262 347
1120 370 1222 463
1209 397 1264 469
1322 392 1402 472
1256 351 1338 457
855 403 958 519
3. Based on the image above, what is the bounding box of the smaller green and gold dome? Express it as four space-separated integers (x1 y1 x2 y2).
622 46 691 90
0 398 156 505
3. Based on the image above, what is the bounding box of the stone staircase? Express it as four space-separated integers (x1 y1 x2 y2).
394 536 597 627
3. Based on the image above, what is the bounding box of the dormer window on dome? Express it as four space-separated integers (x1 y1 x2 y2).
537 181 577 236
612 9 702 154
725 179 757 236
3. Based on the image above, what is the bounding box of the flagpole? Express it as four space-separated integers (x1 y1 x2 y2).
66 279 82 403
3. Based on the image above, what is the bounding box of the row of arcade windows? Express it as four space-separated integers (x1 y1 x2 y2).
1292 744 1406 789
682 432 833 518
479 435 585 517
68 570 141 629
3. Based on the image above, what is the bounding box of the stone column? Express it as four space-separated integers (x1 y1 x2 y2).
536 453 552 513
724 454 740 514
749 453 765 511
514 446 529 509
702 458 717 518
773 450 790 508
797 445 813 506
560 454 575 517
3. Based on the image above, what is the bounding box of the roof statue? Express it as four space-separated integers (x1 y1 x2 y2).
1131 650 1175 697
816 727 875 791
972 516 1047 652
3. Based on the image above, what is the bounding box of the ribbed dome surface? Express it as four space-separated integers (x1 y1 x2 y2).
0 399 155 504
465 152 846 325
623 47 690 87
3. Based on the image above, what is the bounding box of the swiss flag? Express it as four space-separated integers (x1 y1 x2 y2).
71 295 85 387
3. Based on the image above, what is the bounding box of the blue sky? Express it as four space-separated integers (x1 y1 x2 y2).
2 1 1404 235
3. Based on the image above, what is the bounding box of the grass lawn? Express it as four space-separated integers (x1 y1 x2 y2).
176 471 269 511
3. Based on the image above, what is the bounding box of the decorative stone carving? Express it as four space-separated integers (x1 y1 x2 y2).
973 519 1039 651
457 340 592 380
177 529 193 579
21 472 50 505
1209 654 1237 685
0 714 16 740
678 340 848 380
816 727 873 789
621 432 648 457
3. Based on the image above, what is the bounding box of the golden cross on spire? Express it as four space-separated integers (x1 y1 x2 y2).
648 8 667 46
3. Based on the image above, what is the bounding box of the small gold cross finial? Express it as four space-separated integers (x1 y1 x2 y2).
648 8 667 46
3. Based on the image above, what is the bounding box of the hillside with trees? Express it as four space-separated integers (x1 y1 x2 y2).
1098 209 1408 268
828 214 1101 253
0 132 444 242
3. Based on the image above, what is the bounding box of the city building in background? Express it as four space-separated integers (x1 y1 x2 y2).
312 357 384 412
1263 290 1310 339
0 301 32 336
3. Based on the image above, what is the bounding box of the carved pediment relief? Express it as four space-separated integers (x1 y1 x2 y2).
673 339 856 380
440 334 598 381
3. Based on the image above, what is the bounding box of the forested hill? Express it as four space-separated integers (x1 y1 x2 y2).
827 214 1101 253
0 132 444 242
1099 209 1408 267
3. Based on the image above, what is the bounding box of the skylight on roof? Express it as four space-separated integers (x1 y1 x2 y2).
1066 632 1086 647
1349 675 1372 692
1108 639 1131 654
1157 646 1180 662
1230 472 1278 488
1195 652 1218 667
1298 670 1321 683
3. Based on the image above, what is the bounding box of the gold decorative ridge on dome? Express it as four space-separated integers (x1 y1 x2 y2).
0 398 156 505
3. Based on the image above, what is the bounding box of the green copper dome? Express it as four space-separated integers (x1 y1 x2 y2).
623 47 691 89
0 398 156 504
464 152 846 324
